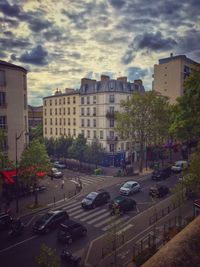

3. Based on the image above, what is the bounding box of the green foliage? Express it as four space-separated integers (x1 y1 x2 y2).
84 139 105 168
29 124 43 143
0 129 14 170
68 134 87 164
116 91 170 172
36 244 61 267
94 168 103 175
170 65 200 141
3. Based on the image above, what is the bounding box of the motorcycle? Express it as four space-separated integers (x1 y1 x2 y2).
60 248 81 267
8 219 24 238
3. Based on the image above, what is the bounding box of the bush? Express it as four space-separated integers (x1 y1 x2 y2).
115 169 123 177
94 168 103 175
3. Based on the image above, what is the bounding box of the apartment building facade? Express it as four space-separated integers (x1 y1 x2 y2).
28 105 43 128
0 60 28 162
79 75 145 166
43 89 79 139
153 54 199 103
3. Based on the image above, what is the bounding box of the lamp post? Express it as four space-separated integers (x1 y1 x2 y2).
15 130 27 213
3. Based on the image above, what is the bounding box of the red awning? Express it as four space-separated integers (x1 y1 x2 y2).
0 170 16 184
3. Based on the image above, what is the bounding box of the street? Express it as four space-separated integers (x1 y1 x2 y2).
0 170 183 267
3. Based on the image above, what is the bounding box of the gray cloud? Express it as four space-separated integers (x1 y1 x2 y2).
0 37 30 49
126 66 148 81
0 0 21 17
108 0 126 9
19 45 48 66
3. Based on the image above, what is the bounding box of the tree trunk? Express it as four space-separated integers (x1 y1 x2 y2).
139 140 144 173
34 183 38 207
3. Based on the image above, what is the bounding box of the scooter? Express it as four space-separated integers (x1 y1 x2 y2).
60 248 81 267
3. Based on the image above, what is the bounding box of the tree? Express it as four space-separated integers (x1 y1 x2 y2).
19 139 51 206
36 244 61 267
54 136 73 158
84 139 105 168
68 134 87 167
115 91 170 172
29 124 43 143
170 65 200 143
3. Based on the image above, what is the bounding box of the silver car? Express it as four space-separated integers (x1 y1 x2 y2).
119 181 141 196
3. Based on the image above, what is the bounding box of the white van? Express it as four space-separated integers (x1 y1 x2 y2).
171 160 188 172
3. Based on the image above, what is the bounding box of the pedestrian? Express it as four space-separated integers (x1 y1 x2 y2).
61 179 65 189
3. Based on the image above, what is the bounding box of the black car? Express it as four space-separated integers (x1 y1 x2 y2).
81 190 111 209
151 166 171 181
0 212 13 230
149 185 169 198
32 210 69 234
60 249 81 267
57 219 87 244
108 196 137 214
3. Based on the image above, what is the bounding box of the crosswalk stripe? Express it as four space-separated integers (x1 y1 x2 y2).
73 208 101 219
87 212 110 224
80 209 106 222
67 205 82 213
116 224 133 235
69 208 84 217
63 201 80 209
94 215 115 228
102 216 129 231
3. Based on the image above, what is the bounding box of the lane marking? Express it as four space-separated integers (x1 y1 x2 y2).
25 215 36 227
116 224 133 235
87 212 110 225
80 209 107 222
102 216 129 231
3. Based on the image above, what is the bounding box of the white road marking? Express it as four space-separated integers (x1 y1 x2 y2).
116 224 133 235
80 209 107 222
87 212 110 224
24 215 36 227
102 216 129 231
67 205 82 213
73 208 101 219
0 236 37 254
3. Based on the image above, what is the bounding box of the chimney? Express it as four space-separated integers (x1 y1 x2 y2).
54 88 62 95
170 53 173 57
101 75 110 82
81 78 96 86
117 76 127 82
65 88 74 93
134 79 143 86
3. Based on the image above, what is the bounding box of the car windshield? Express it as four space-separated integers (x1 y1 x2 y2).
86 192 98 200
175 162 183 167
114 196 124 203
39 212 53 223
123 183 132 188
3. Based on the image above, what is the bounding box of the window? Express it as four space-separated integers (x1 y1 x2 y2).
100 130 103 139
50 118 52 125
59 108 62 115
0 116 6 129
59 98 62 105
87 96 90 104
81 130 84 136
93 130 96 138
81 119 84 127
110 144 114 152
55 99 57 105
87 119 90 127
63 108 65 115
87 130 90 138
60 118 62 125
68 118 70 125
121 143 124 150
64 128 66 135
110 81 114 90
81 108 84 116
50 100 52 106
55 118 57 125
50 128 52 134
44 109 46 116
0 92 6 106
55 108 57 115
63 98 65 105
109 95 115 103
73 129 76 136
44 100 46 106
0 70 6 86
50 108 52 115
73 96 76 104
55 128 58 135
110 119 114 127
110 131 114 138
73 107 76 115
60 128 62 135
93 107 96 116
109 106 114 113
68 129 71 135
63 118 66 125
93 96 96 104
93 119 96 127
87 107 90 116
81 97 84 104
44 128 47 135
67 97 70 104
68 108 70 115
73 118 76 126
45 118 47 125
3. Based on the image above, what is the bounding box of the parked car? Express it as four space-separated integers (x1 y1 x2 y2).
32 210 69 234
171 160 188 173
108 196 137 214
151 166 171 181
60 248 81 267
57 219 87 244
0 212 13 230
81 190 111 209
48 168 63 179
119 181 141 196
54 161 67 169
149 185 169 198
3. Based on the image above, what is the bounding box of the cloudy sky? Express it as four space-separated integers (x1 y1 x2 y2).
0 0 200 105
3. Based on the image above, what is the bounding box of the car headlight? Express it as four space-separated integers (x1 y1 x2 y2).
38 225 45 230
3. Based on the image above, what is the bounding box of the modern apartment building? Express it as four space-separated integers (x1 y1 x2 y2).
43 89 79 139
0 60 28 162
153 54 199 103
79 75 145 166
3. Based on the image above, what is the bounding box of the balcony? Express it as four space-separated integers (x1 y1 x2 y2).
107 136 118 142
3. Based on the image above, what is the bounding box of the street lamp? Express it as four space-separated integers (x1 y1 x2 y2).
15 130 28 213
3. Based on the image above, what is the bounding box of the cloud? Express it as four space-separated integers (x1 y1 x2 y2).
0 0 21 17
108 0 126 9
126 67 148 81
0 38 30 49
3 31 13 37
121 50 136 65
69 52 81 59
28 17 53 32
19 45 48 66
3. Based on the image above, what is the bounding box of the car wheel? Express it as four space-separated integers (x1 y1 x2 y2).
67 238 73 244
92 204 96 209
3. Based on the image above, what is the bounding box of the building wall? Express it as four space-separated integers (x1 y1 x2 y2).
28 105 43 128
153 54 198 104
43 90 79 139
0 61 28 162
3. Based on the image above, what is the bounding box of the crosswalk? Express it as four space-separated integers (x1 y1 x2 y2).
70 175 107 187
60 199 134 232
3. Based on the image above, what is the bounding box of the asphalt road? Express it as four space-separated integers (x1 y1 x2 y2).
0 172 181 267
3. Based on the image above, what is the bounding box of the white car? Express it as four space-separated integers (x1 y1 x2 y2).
54 161 66 169
119 181 141 196
48 168 63 178
171 160 188 173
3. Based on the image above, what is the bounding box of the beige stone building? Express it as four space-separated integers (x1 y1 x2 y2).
153 54 199 103
43 89 79 139
0 60 28 162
